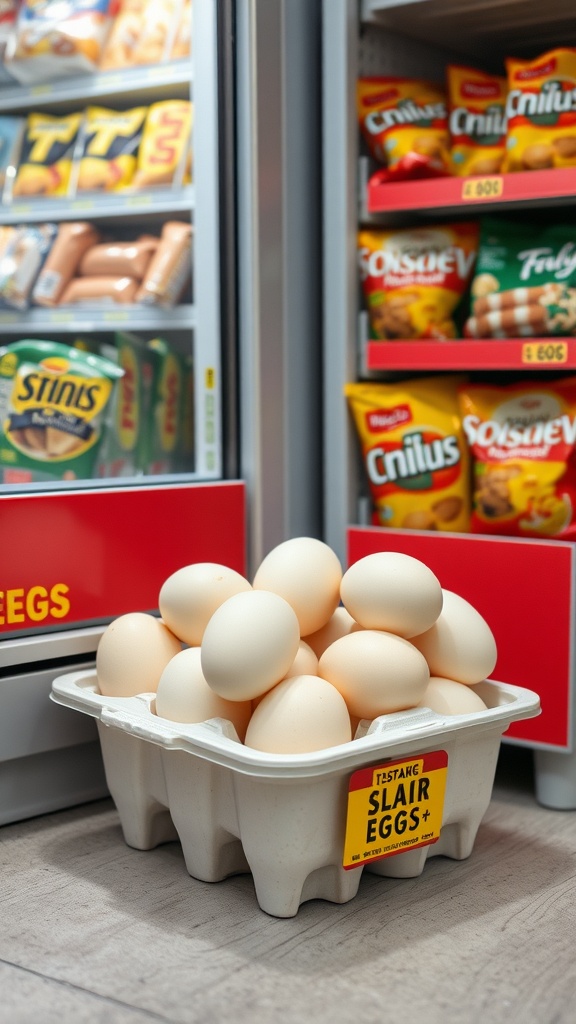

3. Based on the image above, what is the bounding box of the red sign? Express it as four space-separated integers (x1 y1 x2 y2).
0 482 246 638
347 527 573 750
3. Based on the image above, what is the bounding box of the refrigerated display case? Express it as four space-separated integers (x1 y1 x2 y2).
322 0 576 808
1 0 322 822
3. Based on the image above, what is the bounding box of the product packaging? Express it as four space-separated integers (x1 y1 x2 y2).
358 222 479 340
345 375 471 533
447 64 508 176
0 223 58 310
74 106 148 193
99 0 183 70
12 112 83 198
60 275 139 305
503 48 576 172
79 236 158 281
136 221 192 307
0 116 25 200
0 339 123 483
32 221 101 307
96 331 153 478
132 101 193 190
143 337 185 475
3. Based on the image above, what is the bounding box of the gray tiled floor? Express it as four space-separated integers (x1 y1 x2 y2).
1 745 575 1024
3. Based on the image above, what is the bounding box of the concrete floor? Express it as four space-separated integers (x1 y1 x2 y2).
1 744 575 1024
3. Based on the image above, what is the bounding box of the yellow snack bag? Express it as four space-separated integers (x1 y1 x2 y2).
12 112 82 197
504 48 576 172
132 101 193 189
76 106 147 192
358 222 479 340
447 64 507 176
459 378 576 539
357 76 451 180
345 376 471 532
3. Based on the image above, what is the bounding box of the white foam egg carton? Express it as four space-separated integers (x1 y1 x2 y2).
51 671 540 918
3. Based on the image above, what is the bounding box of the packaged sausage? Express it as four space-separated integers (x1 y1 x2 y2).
75 106 147 192
0 223 57 310
136 221 192 307
447 64 507 176
503 48 576 173
100 0 182 69
358 222 479 340
132 100 193 189
345 375 471 533
32 222 101 307
4 0 118 85
465 216 576 339
79 236 158 281
0 339 123 483
459 378 576 539
12 112 82 197
357 76 451 181
60 276 139 306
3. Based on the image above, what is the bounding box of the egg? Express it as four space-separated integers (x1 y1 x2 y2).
201 590 300 701
158 562 252 645
410 589 497 685
417 675 488 716
340 551 443 638
155 647 252 739
244 674 352 753
96 612 182 697
252 536 342 636
303 605 358 657
318 629 430 719
282 640 319 679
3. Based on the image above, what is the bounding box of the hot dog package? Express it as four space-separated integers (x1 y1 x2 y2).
357 76 451 181
32 222 101 307
359 222 479 340
465 217 576 339
12 112 82 197
447 64 508 176
503 48 576 173
0 339 123 483
79 236 158 281
75 106 147 192
136 220 192 307
345 375 471 533
5 0 118 85
459 377 576 539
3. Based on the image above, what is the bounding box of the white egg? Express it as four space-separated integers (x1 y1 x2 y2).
417 676 488 716
158 562 252 645
244 674 352 753
201 590 300 701
340 551 443 638
318 629 430 719
155 647 252 739
252 536 342 636
282 640 319 679
410 589 497 685
96 612 182 697
303 605 358 657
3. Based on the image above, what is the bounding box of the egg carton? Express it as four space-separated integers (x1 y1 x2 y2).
51 671 540 918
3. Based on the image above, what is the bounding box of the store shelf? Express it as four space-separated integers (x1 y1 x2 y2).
0 61 193 113
364 338 576 372
0 186 194 226
366 166 576 218
361 0 576 61
0 304 196 333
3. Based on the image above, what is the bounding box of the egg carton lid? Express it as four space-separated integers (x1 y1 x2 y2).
50 671 540 780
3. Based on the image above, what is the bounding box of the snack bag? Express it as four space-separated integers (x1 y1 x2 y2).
0 223 57 310
345 376 471 532
96 331 152 477
5 0 118 84
465 217 576 338
357 76 451 180
459 378 576 539
132 100 193 189
0 339 123 483
75 106 147 192
143 337 184 475
100 0 181 69
447 64 507 176
504 48 576 172
0 116 24 197
358 222 478 340
12 112 82 197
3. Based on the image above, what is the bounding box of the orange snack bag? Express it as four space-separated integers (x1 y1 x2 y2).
358 222 478 340
345 376 471 533
132 101 192 188
504 48 576 172
447 64 507 176
357 76 451 180
459 378 576 539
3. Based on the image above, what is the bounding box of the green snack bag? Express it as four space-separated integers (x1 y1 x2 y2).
97 331 152 478
0 339 123 483
144 337 184 476
466 216 576 338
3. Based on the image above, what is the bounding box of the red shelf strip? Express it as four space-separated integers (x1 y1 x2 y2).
365 339 576 371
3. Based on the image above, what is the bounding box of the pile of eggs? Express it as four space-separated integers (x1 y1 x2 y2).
95 538 497 754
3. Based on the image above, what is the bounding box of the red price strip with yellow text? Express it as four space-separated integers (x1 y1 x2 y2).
343 751 448 869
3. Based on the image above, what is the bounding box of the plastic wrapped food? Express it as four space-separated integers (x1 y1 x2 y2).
4 0 118 84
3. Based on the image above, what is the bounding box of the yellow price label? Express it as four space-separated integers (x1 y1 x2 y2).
522 341 568 365
461 176 504 201
343 751 448 869
205 367 216 389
